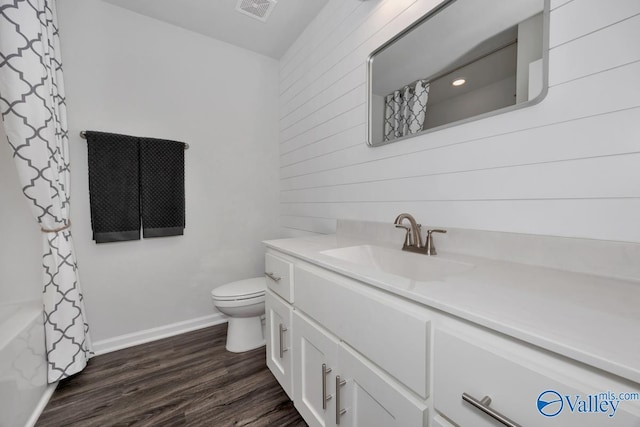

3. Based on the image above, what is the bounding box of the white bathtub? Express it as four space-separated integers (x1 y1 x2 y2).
0 301 48 427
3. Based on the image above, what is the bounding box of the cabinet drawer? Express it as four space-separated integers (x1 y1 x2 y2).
295 263 430 399
265 252 294 303
434 327 640 427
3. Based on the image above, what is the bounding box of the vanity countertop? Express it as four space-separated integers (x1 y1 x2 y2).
264 234 640 384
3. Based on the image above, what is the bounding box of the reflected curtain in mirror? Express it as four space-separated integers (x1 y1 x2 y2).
384 80 430 142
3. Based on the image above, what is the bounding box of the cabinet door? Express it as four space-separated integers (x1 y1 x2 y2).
293 311 339 427
336 344 427 427
266 290 293 399
431 414 456 427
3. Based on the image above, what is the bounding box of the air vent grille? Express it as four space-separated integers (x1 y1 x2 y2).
236 0 278 22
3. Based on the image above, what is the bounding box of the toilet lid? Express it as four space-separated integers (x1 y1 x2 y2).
211 277 266 301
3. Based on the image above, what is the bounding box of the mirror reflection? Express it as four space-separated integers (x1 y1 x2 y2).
368 0 548 146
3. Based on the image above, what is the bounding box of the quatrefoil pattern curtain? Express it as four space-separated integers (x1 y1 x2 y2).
0 0 92 382
383 80 430 142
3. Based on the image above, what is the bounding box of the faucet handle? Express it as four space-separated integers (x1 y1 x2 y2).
427 229 447 235
426 229 447 256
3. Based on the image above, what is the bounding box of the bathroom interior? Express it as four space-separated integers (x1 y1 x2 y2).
1 0 639 426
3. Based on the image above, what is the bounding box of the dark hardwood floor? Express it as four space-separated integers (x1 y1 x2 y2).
36 323 306 427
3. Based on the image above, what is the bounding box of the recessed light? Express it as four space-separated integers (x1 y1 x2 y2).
452 78 466 87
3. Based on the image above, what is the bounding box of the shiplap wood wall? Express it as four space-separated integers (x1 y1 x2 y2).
278 0 640 243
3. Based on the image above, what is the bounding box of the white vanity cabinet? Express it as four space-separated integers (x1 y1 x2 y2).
265 250 429 427
292 311 428 427
264 246 640 427
265 290 293 399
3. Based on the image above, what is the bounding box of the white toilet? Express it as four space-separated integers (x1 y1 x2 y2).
211 277 266 353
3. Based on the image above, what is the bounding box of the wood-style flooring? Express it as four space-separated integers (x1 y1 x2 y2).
36 323 306 427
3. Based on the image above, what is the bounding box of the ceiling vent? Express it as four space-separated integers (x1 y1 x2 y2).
235 0 278 22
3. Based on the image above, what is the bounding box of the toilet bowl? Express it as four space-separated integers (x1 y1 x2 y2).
211 277 266 353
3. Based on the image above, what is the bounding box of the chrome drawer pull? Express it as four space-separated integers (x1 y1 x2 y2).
462 393 521 427
278 324 288 358
336 375 346 424
322 363 332 409
265 272 281 282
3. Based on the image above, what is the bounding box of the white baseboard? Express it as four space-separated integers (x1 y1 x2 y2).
25 382 57 427
92 313 228 356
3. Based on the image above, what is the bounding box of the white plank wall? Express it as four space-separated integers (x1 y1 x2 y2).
278 0 640 242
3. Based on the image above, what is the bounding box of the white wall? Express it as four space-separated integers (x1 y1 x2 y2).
0 126 42 305
55 0 281 343
278 0 640 243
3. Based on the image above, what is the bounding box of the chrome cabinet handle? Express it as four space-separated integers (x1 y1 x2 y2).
322 363 333 409
462 393 521 427
336 375 346 424
278 324 288 358
265 272 281 282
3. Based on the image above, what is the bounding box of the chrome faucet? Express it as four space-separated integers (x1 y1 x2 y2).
394 213 423 249
393 213 446 255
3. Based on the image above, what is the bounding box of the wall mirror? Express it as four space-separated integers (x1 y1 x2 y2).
367 0 549 147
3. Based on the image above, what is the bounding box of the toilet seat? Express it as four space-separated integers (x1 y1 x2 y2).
211 277 266 302
212 294 265 309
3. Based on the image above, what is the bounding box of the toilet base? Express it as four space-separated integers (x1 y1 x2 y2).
225 316 265 353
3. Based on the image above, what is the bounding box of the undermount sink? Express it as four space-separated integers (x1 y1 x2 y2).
320 245 474 282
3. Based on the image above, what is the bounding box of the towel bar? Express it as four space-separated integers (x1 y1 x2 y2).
79 131 190 150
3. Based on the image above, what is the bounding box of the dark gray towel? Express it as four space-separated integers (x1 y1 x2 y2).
139 137 185 238
86 131 141 243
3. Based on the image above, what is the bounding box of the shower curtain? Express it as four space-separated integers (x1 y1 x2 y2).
0 0 92 382
383 80 430 142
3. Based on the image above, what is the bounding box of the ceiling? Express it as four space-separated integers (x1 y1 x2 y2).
100 0 329 59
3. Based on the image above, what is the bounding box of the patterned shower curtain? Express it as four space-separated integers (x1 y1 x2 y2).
0 0 92 382
383 80 430 142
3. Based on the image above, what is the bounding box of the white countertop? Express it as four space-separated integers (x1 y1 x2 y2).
264 234 640 384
